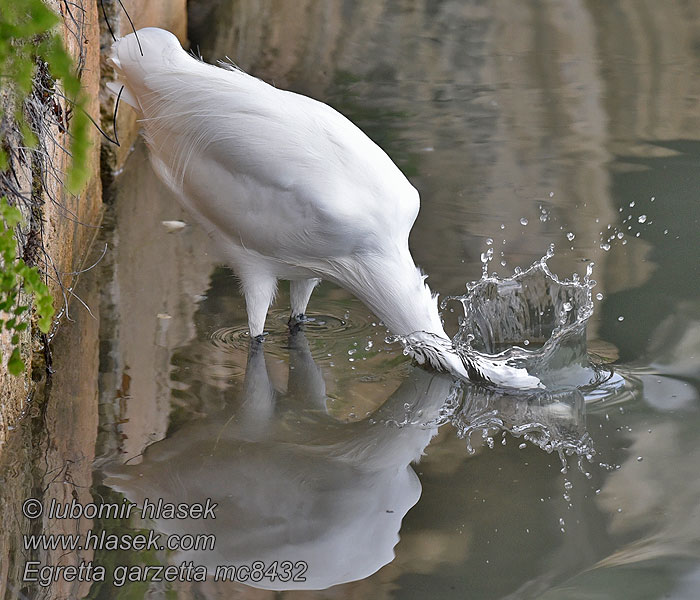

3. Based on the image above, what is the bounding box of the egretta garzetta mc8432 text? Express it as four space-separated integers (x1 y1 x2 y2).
108 28 540 388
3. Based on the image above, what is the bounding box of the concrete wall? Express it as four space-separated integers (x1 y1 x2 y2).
0 2 187 595
0 0 187 454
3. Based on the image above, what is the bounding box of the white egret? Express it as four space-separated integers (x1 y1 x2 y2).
108 28 539 388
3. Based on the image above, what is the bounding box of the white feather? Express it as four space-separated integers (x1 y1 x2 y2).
109 28 541 389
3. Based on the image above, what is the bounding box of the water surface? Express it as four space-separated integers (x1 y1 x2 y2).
2 1 700 598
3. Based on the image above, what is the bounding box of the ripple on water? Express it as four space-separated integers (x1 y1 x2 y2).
204 301 407 389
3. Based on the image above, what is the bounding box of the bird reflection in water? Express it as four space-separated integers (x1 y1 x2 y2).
103 328 587 591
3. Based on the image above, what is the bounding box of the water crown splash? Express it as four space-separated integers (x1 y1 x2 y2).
447 243 610 391
402 245 615 471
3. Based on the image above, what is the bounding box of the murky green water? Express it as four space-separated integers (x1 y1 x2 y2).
3 1 700 598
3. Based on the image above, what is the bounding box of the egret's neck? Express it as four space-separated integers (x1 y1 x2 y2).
320 250 469 377
341 250 448 340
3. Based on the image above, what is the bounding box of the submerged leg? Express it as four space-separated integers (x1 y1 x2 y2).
290 278 320 321
242 274 277 339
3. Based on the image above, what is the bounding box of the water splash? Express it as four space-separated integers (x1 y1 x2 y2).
394 246 625 467
392 245 624 468
419 379 595 473
445 244 611 391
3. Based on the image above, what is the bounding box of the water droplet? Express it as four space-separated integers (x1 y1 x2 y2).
638 215 647 223
600 242 611 251
637 456 643 462
549 191 555 197
596 293 603 301
486 238 493 245
566 232 575 241
617 315 624 322
629 201 635 207
650 196 655 202
500 223 506 230
519 443 527 450
520 217 529 226
523 339 530 346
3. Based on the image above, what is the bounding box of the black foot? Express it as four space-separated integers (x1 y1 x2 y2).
288 314 308 333
251 333 267 344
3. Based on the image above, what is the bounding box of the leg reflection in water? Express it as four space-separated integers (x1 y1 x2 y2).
103 327 588 591
104 327 455 591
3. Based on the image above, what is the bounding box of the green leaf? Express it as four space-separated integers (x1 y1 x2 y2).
22 268 40 289
12 54 35 95
38 315 52 333
66 109 91 193
27 1 60 32
19 119 38 149
0 200 23 228
8 348 24 376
